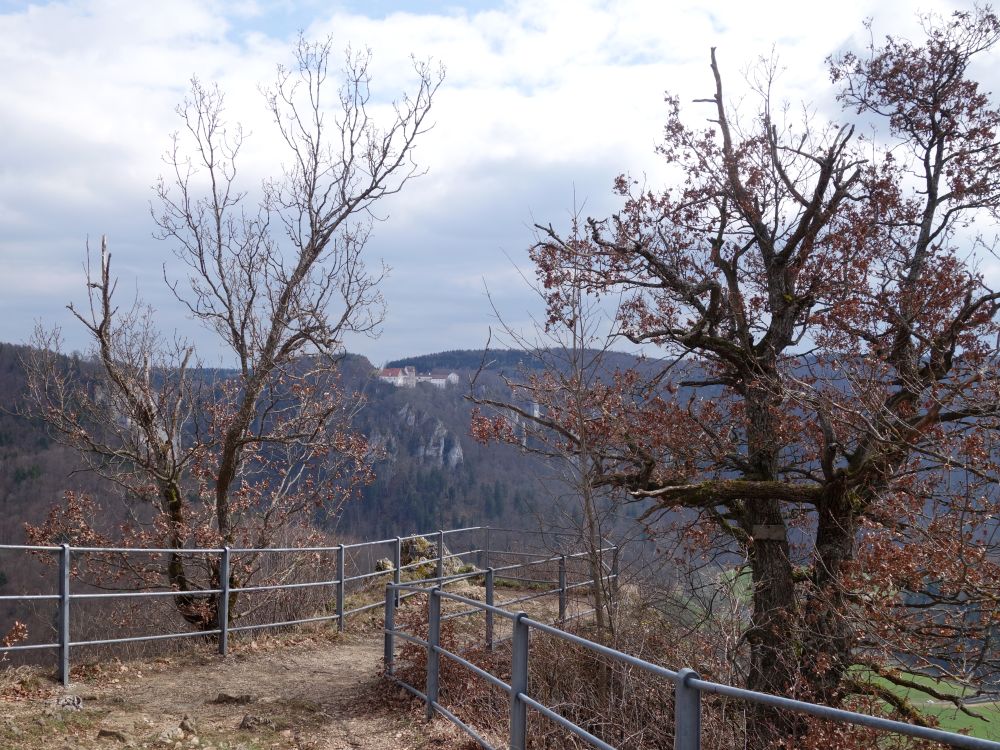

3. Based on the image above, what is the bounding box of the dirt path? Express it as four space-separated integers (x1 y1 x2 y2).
0 581 576 750
0 625 464 750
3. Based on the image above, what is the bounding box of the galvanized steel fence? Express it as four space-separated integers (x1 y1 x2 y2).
5 523 994 750
384 583 1000 750
0 525 609 687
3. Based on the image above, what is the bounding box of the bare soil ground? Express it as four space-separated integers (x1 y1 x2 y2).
1 629 462 750
0 582 569 750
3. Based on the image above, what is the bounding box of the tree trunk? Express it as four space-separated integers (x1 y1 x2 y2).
581 484 610 636
801 488 858 705
744 501 799 746
161 482 219 630
742 377 800 745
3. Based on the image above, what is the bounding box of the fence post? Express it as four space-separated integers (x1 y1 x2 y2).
485 567 494 652
58 543 70 686
558 554 567 622
509 613 529 750
674 668 701 750
337 543 346 632
393 536 402 606
436 529 445 579
426 587 441 721
483 525 491 570
218 546 230 656
383 583 395 676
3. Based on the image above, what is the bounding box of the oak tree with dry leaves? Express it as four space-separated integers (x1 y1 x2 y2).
475 8 1000 746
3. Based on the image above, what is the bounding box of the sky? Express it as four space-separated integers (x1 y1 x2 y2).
0 0 991 366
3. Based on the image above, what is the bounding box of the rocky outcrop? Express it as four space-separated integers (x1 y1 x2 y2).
446 442 463 469
415 420 447 466
399 535 468 577
372 404 464 470
397 403 416 427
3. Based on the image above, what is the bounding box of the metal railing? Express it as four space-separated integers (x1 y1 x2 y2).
0 525 610 686
384 584 1000 750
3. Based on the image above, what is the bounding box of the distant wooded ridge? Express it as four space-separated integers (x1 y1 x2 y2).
385 349 536 372
384 348 647 373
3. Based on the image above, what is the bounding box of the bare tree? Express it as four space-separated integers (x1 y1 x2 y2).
471 215 625 638
25 37 443 629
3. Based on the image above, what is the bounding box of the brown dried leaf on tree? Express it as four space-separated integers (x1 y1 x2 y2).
476 7 1000 747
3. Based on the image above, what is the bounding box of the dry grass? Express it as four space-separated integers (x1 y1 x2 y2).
388 590 749 749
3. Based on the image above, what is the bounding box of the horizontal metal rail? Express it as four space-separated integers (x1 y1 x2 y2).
495 587 563 608
493 575 559 585
441 606 485 621
344 568 394 583
490 546 614 560
428 698 494 750
346 599 389 617
520 692 615 750
229 613 338 634
0 525 611 693
689 677 1000 750
0 544 61 552
56 546 224 554
0 526 491 556
71 588 224 600
70 629 220 648
343 526 482 551
443 549 480 561
0 593 60 602
385 582 999 750
231 580 336 594
484 526 598 539
524 615 677 680
0 641 59 653
386 628 430 648
397 559 435 572
488 550 558 560
392 675 428 702
441 526 484 537
436 643 512 694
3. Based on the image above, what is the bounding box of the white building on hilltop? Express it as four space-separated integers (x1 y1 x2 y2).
378 366 417 388
378 366 459 389
419 369 461 388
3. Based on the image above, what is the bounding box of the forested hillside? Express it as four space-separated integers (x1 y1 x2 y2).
0 344 106 546
343 375 545 535
0 343 576 547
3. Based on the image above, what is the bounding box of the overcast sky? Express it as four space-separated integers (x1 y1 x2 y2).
0 0 988 366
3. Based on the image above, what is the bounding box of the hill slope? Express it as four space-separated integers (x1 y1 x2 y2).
0 344 567 546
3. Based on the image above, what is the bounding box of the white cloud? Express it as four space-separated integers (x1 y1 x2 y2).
0 0 988 364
